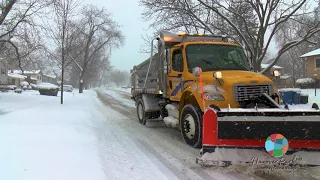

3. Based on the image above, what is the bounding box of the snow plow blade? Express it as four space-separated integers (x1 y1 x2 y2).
201 105 320 155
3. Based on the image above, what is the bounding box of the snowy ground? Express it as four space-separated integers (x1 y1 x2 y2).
0 90 178 180
99 87 320 180
2 87 320 180
278 88 320 105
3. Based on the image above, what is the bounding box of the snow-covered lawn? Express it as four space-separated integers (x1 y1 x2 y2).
0 90 175 180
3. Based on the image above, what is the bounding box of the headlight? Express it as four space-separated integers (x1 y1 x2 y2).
203 93 225 101
272 70 280 77
214 71 223 79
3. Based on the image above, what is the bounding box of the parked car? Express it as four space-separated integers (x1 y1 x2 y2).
61 85 73 92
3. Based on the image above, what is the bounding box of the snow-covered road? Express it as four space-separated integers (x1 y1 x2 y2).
98 87 320 180
1 89 320 180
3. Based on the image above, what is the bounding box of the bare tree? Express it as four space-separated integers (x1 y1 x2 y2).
275 5 320 85
46 0 80 104
0 0 52 71
75 5 124 93
109 69 129 87
140 0 320 73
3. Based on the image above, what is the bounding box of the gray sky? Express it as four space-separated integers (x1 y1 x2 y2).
82 0 153 73
81 0 280 72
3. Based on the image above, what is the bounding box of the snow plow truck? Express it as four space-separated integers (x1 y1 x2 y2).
130 31 320 155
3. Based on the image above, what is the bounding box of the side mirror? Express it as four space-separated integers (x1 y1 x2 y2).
192 67 202 77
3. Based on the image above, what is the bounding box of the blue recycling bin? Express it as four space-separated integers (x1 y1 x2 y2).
292 91 301 105
279 90 294 105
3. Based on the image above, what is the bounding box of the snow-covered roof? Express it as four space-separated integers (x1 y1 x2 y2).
280 75 291 79
9 70 41 75
37 82 59 90
8 73 26 79
300 48 320 58
43 74 56 79
261 63 283 69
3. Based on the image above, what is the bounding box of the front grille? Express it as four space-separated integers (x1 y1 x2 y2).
233 84 272 101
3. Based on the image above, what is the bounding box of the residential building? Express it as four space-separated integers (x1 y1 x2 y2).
42 74 58 85
10 69 42 84
300 48 320 80
7 73 26 87
260 63 283 79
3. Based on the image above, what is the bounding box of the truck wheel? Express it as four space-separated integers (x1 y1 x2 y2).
136 99 147 125
180 104 202 148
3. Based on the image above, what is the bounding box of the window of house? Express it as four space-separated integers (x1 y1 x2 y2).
316 58 320 68
1 68 4 75
172 49 183 72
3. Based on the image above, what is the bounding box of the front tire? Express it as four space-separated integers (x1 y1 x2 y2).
180 104 203 148
136 99 147 125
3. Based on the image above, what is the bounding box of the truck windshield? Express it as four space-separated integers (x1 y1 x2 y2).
185 44 249 72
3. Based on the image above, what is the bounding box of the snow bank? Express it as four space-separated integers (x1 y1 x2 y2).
296 78 315 84
163 116 179 128
0 90 173 180
37 83 59 90
200 148 320 166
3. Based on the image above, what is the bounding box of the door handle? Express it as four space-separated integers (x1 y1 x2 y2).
169 80 172 89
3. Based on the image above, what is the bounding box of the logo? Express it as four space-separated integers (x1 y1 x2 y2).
265 133 289 157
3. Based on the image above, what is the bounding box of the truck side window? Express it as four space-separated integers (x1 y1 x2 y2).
172 49 183 72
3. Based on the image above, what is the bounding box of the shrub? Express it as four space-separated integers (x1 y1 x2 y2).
296 78 315 89
38 83 59 96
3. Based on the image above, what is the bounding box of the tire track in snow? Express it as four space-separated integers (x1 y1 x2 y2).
95 90 268 180
97 90 320 180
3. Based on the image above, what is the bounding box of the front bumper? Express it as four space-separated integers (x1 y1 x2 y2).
202 107 320 153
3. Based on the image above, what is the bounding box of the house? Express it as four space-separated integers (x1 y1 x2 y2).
260 63 283 78
300 48 320 80
42 74 57 85
278 74 294 88
7 73 27 87
10 69 42 84
261 63 283 71
0 61 8 85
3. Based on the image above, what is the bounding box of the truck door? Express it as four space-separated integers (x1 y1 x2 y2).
168 48 184 101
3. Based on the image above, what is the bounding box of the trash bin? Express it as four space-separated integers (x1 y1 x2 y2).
292 91 301 104
300 94 309 104
279 90 294 105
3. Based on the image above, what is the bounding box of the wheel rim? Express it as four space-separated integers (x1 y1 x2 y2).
183 114 196 139
138 103 144 120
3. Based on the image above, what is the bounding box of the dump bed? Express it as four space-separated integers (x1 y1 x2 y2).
131 53 163 95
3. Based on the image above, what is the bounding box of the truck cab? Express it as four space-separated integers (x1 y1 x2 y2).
131 31 281 148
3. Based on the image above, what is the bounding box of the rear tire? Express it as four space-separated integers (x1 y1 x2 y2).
180 104 203 148
136 99 147 125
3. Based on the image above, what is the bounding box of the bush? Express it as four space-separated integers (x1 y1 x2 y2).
39 89 58 96
14 89 22 93
296 78 315 89
38 83 59 96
